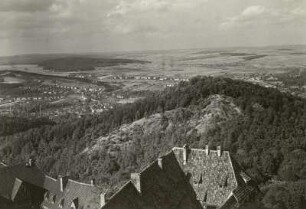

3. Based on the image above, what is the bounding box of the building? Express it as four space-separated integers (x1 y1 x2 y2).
101 145 260 209
0 145 260 209
0 159 103 209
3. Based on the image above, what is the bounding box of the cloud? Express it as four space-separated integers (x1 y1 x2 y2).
107 0 171 17
241 5 266 17
0 0 55 12
105 0 210 36
0 0 305 56
219 4 306 30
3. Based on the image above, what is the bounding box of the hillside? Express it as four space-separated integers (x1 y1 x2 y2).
0 76 305 208
0 116 54 137
38 57 149 72
85 94 242 156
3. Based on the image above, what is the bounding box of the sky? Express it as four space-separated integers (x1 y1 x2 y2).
0 0 305 56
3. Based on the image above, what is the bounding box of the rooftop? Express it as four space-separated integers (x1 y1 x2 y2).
101 145 260 209
0 160 102 209
0 145 259 209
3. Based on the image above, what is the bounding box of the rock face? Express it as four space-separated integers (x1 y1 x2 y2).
191 94 241 135
101 145 260 209
84 94 242 156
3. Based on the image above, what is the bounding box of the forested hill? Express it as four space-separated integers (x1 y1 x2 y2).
37 57 149 71
1 76 306 208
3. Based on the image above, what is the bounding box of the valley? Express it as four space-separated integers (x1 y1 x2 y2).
0 46 306 121
0 47 306 209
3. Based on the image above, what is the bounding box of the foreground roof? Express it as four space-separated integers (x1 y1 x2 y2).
101 145 260 209
0 145 259 209
0 162 102 209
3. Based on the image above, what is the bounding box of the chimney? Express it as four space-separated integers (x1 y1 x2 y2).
131 173 141 193
58 175 69 192
217 146 222 157
100 193 107 207
157 158 163 169
91 179 95 186
183 144 190 165
205 145 209 155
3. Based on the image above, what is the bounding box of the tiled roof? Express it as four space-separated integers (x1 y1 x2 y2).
232 185 256 204
172 146 239 207
102 151 202 209
41 177 102 209
219 195 239 209
0 145 259 209
228 155 246 187
0 163 46 200
0 163 102 209
102 145 260 209
101 181 144 209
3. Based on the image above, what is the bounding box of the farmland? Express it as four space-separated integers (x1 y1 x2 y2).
0 45 305 120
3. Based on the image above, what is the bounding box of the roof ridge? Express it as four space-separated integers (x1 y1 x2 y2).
138 149 174 172
105 180 133 200
45 175 57 181
103 149 177 205
228 154 246 187
173 146 230 154
68 178 95 187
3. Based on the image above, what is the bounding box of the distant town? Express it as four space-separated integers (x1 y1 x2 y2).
0 70 190 120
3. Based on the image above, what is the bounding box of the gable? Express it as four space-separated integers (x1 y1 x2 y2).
172 146 238 208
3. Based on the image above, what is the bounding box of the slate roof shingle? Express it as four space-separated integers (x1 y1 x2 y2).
101 145 260 209
0 162 102 209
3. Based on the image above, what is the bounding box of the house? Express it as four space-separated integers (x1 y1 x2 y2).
41 176 101 209
0 159 47 208
101 145 260 209
172 145 259 208
0 145 260 209
0 159 103 209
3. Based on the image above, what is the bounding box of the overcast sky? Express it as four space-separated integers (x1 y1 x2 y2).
0 0 305 56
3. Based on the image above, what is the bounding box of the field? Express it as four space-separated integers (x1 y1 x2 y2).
0 46 306 209
0 45 305 119
113 45 306 76
1 45 306 77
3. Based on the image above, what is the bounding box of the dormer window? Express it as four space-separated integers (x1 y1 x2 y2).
203 191 208 202
44 192 49 201
199 174 203 184
59 198 65 208
52 195 56 204
71 198 79 209
224 176 228 187
186 172 192 185
219 175 228 188
194 173 203 186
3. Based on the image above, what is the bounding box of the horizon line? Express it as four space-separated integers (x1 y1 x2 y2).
1 43 305 58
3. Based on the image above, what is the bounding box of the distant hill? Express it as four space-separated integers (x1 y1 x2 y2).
0 53 76 65
37 57 149 72
0 54 149 72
